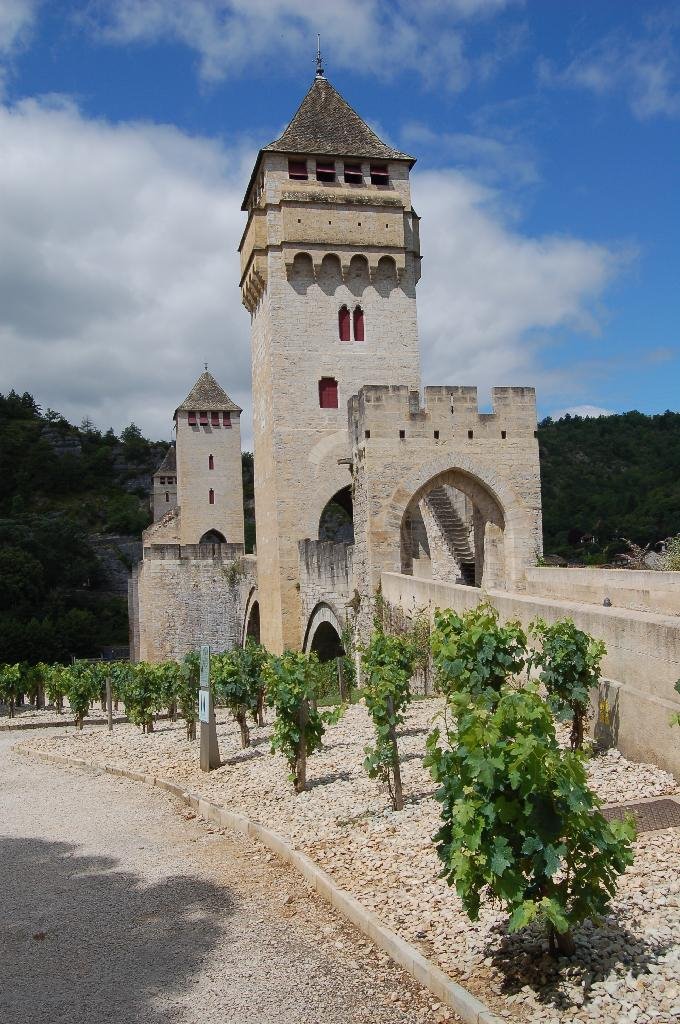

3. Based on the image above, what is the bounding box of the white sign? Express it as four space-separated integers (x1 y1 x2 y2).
198 689 209 724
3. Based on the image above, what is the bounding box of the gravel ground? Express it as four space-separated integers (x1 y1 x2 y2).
0 701 115 728
0 730 456 1024
21 699 680 1024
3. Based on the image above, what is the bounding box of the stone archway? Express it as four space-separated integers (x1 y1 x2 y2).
318 485 354 543
303 602 344 658
242 587 261 646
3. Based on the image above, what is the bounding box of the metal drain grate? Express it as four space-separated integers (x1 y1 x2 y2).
602 798 680 833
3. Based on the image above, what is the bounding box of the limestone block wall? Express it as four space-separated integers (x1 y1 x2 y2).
525 567 680 616
175 410 245 547
131 545 256 663
381 571 680 780
152 475 177 521
349 384 542 642
298 540 355 645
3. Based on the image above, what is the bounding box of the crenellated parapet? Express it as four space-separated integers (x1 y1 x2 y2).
349 384 538 445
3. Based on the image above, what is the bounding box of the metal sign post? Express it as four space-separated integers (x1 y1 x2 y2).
199 644 220 771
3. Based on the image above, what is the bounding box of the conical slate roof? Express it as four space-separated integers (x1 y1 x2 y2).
174 372 241 415
264 77 414 163
154 445 176 476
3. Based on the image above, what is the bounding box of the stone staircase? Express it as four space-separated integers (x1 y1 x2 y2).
424 487 476 585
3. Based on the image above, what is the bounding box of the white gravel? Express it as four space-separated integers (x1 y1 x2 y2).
1 729 455 1024
21 698 680 1024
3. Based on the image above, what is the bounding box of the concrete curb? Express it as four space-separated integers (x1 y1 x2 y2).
24 747 503 1024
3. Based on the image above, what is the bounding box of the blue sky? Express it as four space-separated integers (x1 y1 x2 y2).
0 0 678 442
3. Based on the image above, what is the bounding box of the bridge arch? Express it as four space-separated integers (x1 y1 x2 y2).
242 587 261 646
302 602 345 662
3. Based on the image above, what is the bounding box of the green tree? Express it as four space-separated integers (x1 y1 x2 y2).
212 641 266 747
179 653 201 740
0 663 23 717
530 618 606 749
62 661 100 729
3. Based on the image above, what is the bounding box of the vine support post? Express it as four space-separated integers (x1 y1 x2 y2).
295 699 308 794
385 695 404 811
106 675 113 732
199 644 220 771
337 657 347 702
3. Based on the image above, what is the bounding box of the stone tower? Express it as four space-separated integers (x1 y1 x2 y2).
174 371 245 547
240 70 422 652
151 445 177 522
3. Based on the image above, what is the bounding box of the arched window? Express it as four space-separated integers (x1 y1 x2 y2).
353 305 365 342
208 454 214 470
318 377 338 409
338 305 350 341
209 488 215 505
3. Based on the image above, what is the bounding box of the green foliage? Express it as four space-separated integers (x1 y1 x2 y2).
662 535 680 571
530 618 606 750
178 653 201 740
671 680 680 728
264 650 336 793
0 663 23 717
431 603 527 703
44 662 69 711
538 411 680 560
115 662 165 732
62 661 101 728
212 641 267 747
361 630 417 810
425 682 636 952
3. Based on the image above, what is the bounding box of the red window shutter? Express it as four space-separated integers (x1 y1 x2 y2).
211 411 220 426
338 306 350 341
318 377 338 409
353 306 365 342
199 410 208 425
316 161 336 182
222 412 231 427
209 488 215 505
288 159 308 180
188 411 197 425
370 164 389 186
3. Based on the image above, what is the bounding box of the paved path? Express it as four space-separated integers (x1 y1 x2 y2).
0 732 450 1024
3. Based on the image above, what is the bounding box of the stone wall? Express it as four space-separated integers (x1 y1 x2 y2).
175 409 245 547
130 546 257 663
526 567 680 616
381 571 680 780
298 539 354 646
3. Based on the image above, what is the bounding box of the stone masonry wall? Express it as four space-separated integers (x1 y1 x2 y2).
298 540 355 645
175 410 245 547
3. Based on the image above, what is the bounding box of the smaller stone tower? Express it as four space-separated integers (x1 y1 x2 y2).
174 371 245 547
151 445 177 521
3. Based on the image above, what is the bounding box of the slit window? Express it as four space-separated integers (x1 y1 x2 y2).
188 411 197 425
338 305 350 341
209 488 215 505
364 430 370 439
223 412 231 427
399 429 405 439
288 159 308 180
199 411 208 425
208 454 214 470
501 430 507 439
468 429 474 439
318 377 338 409
370 164 389 186
353 305 365 342
344 163 362 184
434 430 440 439
316 160 336 183
165 491 169 502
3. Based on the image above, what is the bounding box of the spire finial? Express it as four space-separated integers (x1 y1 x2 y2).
315 34 324 78
204 361 208 372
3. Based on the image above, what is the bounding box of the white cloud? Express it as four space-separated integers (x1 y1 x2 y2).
0 0 39 94
413 169 625 400
402 120 539 187
0 99 626 447
538 13 680 119
550 406 613 420
83 0 522 92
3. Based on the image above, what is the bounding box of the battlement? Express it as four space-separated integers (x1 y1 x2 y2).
142 542 245 562
349 384 537 444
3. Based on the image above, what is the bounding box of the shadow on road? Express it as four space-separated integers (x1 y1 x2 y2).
0 834 231 1023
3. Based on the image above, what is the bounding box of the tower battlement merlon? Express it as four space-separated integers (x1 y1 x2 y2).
349 384 538 441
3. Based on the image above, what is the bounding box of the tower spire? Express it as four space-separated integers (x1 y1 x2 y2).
315 34 324 78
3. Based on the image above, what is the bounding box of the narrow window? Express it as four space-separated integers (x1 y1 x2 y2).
188 411 197 426
211 411 220 426
468 429 474 439
199 410 208 425
165 491 169 502
209 488 215 505
288 159 308 180
399 429 405 439
316 160 336 183
353 305 365 342
318 377 338 409
338 305 350 341
344 163 362 184
501 430 507 439
223 412 231 428
370 164 389 186
159 476 165 484
434 430 440 440
364 430 370 439
208 454 214 470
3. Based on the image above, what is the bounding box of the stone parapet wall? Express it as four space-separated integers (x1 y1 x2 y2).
526 567 680 616
381 571 680 780
298 540 354 645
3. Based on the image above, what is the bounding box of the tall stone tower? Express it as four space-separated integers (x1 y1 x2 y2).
174 371 245 547
240 67 422 652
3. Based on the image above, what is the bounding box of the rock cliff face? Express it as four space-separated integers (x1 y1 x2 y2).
40 425 82 457
89 534 143 596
